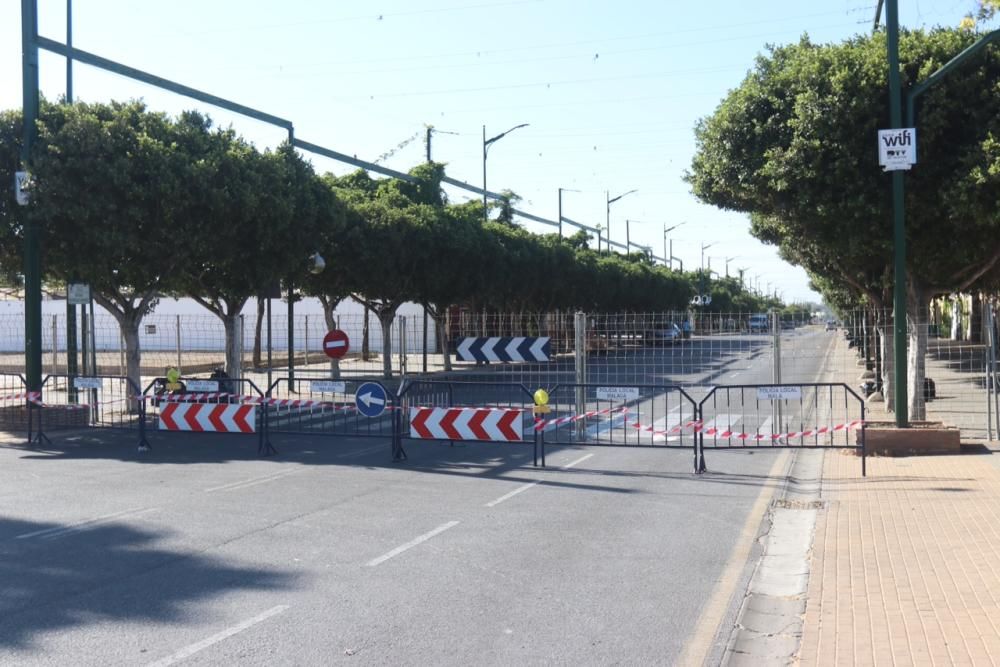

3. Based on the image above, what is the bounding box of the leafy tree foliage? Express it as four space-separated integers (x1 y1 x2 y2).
687 28 1000 416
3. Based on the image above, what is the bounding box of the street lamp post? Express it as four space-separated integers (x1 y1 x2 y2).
700 242 716 272
482 123 529 222
606 189 638 253
663 222 686 270
724 256 739 278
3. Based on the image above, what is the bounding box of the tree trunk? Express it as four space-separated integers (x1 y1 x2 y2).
121 314 142 414
253 297 265 367
362 304 371 361
907 284 927 421
378 310 395 379
951 295 963 340
320 296 341 379
223 313 241 378
970 292 983 343
431 311 452 372
879 315 894 414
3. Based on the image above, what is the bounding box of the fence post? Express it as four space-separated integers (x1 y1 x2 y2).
236 315 245 380
423 307 429 374
772 309 784 441
399 316 408 377
304 314 310 369
81 309 89 375
49 315 56 371
175 314 182 374
987 305 998 440
119 330 125 376
574 311 587 438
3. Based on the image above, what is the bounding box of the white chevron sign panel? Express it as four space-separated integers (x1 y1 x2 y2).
455 336 551 363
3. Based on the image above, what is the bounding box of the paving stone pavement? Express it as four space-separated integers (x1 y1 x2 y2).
798 449 1000 666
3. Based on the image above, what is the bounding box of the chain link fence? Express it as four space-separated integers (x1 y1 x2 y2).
2 303 998 441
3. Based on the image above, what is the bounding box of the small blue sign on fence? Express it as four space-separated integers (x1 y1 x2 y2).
355 382 388 418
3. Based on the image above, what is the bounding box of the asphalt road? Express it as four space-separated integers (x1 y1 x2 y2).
0 328 839 666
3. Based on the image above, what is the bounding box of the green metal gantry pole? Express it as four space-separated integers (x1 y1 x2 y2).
887 0 908 427
21 0 42 395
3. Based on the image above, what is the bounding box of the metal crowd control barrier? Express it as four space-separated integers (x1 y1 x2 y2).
535 383 699 470
697 383 866 476
0 372 33 443
396 379 535 463
265 377 399 456
142 376 267 454
38 374 146 448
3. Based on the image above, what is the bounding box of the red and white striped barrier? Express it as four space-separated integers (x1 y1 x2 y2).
158 403 256 433
410 407 522 442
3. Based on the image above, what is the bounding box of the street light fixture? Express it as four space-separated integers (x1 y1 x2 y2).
663 221 686 270
724 256 739 278
700 242 716 272
483 123 529 222
606 189 638 253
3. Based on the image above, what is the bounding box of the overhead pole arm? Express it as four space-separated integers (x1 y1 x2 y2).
906 29 1000 126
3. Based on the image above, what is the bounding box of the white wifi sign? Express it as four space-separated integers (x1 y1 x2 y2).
877 128 917 171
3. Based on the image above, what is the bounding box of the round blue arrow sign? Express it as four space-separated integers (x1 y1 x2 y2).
355 382 388 418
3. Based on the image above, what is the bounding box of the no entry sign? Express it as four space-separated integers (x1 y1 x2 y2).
323 329 350 359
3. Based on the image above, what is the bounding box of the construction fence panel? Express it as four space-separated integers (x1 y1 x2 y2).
537 383 699 450
265 376 398 442
39 374 144 431
696 382 866 475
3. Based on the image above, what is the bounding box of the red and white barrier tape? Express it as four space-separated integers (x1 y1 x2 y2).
694 419 865 440
626 418 704 438
533 406 630 431
0 391 41 403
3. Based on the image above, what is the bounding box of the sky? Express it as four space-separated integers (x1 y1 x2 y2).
0 0 981 304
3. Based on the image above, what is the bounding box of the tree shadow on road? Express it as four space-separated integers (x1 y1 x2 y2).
0 516 295 652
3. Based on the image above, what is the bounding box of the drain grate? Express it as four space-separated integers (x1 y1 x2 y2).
772 498 826 510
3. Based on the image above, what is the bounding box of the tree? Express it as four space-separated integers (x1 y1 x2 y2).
14 101 195 392
687 28 1000 418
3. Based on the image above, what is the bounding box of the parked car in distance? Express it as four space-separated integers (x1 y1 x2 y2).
646 323 683 346
748 313 769 333
825 320 837 331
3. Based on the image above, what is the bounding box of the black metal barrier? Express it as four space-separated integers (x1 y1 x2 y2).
142 376 267 454
395 379 535 463
0 372 33 443
265 377 399 457
37 374 146 448
697 383 866 476
536 383 699 470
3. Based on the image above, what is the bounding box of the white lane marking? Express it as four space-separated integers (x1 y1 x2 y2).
366 521 460 567
145 605 289 667
485 482 539 507
205 469 301 493
650 408 682 442
676 450 791 666
561 453 594 469
486 453 597 507
585 411 629 437
756 416 773 441
15 507 156 540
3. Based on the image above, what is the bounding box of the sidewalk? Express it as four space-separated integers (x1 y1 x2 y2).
797 330 1000 665
798 448 1000 665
